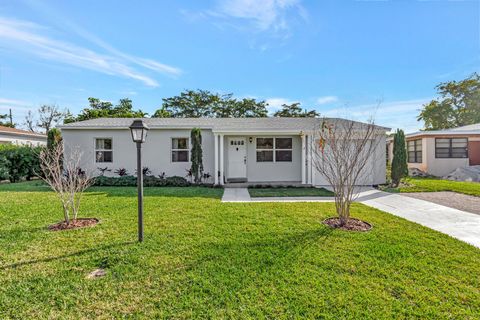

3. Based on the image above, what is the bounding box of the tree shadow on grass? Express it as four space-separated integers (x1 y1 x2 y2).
0 241 136 270
184 226 334 288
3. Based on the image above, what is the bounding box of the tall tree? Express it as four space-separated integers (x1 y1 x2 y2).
153 89 268 118
37 104 68 132
418 73 480 130
273 103 320 117
24 110 36 132
64 97 147 123
190 128 203 184
391 129 408 187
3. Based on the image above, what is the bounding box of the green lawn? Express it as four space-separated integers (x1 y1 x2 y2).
382 177 480 197
1 182 479 319
248 187 334 197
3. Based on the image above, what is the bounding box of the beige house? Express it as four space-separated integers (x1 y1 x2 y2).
387 123 480 177
0 125 46 146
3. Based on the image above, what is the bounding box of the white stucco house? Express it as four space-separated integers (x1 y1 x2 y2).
0 125 47 146
387 123 480 177
60 117 388 187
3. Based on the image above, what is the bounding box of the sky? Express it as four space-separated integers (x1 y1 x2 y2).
0 0 479 133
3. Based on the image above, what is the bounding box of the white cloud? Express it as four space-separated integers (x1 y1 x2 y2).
322 98 431 133
265 97 299 113
199 0 307 40
316 96 338 105
219 0 301 31
0 17 182 87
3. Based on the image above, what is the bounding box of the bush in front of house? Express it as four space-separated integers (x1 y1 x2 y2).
0 144 42 182
93 175 191 187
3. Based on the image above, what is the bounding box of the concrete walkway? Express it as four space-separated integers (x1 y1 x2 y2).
357 189 480 248
221 188 251 202
221 188 335 203
222 187 480 248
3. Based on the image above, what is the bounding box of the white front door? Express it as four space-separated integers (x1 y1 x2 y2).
227 137 247 179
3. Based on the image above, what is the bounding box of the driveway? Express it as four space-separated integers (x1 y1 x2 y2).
357 189 480 248
401 191 480 215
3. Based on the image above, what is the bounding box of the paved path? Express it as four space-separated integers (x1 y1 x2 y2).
401 191 480 215
222 188 334 203
357 189 480 248
222 188 480 248
221 188 251 202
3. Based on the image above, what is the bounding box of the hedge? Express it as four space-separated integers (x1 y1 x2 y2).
0 145 41 182
93 175 191 187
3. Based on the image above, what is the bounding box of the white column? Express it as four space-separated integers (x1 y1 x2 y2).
311 134 316 186
214 134 219 185
301 134 306 184
307 135 312 184
219 134 224 185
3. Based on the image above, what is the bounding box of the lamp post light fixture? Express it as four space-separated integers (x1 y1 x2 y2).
129 119 149 242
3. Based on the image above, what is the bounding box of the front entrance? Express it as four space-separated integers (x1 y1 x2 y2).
227 137 247 181
469 141 480 165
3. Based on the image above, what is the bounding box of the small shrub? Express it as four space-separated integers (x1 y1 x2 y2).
97 167 112 176
114 168 129 177
135 166 152 176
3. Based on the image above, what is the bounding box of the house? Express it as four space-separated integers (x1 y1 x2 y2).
0 125 47 146
59 117 388 186
387 123 480 177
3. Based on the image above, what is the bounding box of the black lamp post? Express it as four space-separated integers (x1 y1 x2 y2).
129 119 149 242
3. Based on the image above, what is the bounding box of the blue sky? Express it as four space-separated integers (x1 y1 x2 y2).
0 0 478 132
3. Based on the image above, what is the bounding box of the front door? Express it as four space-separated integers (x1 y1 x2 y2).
227 137 247 180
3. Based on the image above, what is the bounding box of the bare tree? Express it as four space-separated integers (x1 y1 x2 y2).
312 118 384 226
24 110 36 132
37 104 67 132
38 142 93 224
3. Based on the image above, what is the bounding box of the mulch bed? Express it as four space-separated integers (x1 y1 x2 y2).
323 217 372 231
48 218 99 231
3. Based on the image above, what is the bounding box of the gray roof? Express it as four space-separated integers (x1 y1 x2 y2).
59 117 390 132
449 123 480 131
403 122 480 139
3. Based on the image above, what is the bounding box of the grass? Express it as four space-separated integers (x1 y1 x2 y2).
382 177 480 197
0 182 479 319
248 187 334 197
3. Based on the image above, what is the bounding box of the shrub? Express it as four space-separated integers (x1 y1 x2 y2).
391 129 408 187
47 128 62 150
93 175 190 187
114 168 129 176
0 144 41 182
0 154 10 180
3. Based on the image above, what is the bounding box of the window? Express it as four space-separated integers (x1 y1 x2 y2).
172 138 189 162
256 138 274 162
435 138 468 158
275 137 293 162
256 137 293 162
407 139 422 163
95 138 112 163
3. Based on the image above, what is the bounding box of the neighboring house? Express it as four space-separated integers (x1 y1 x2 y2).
0 125 47 146
387 123 480 177
59 118 388 186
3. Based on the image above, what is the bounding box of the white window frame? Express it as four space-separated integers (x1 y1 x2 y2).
274 137 293 162
94 137 113 163
171 137 190 163
256 137 293 163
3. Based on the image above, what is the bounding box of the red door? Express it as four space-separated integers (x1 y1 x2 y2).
469 141 480 165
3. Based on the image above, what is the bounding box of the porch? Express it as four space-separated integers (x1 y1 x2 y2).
212 131 317 186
